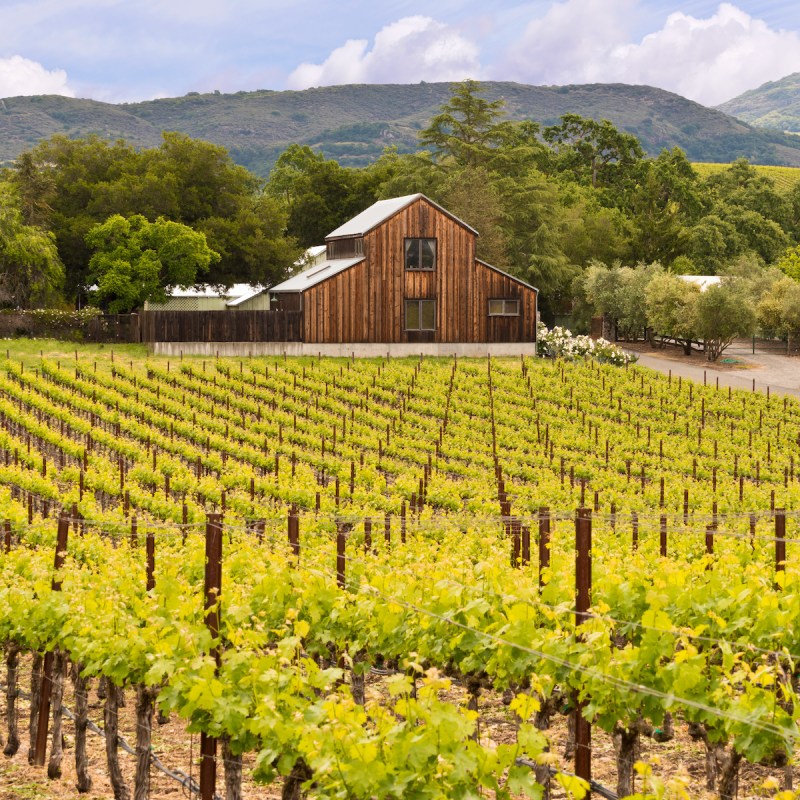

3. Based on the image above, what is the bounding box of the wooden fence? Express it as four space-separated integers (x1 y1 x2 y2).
139 310 304 343
85 314 141 343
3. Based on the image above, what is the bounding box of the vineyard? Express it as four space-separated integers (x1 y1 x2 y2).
692 162 800 193
0 346 799 800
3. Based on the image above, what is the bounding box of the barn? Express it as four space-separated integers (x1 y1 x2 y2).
269 193 538 354
146 194 538 356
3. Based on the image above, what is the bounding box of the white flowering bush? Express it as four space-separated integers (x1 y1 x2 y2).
537 322 636 366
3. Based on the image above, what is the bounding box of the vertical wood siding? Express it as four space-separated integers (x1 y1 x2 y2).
303 197 537 344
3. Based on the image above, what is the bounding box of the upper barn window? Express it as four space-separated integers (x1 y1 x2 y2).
404 238 437 270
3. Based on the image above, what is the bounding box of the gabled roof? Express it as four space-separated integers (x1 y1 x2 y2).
226 287 269 307
477 259 539 293
326 193 479 239
269 256 365 293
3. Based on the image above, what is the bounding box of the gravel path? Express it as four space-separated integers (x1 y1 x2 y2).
623 341 800 398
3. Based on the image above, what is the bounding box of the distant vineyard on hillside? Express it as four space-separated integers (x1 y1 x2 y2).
693 161 800 192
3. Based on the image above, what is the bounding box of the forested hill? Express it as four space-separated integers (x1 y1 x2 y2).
3 81 800 174
716 73 800 135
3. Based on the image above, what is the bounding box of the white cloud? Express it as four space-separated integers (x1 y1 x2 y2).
287 15 482 89
502 1 800 106
0 55 74 98
502 0 636 87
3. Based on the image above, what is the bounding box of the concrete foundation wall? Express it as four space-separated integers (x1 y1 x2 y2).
151 341 538 358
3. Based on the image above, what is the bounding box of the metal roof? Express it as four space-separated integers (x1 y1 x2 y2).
163 283 265 299
226 287 269 307
269 256 365 294
326 193 479 239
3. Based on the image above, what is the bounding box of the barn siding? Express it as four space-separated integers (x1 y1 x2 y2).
302 197 537 344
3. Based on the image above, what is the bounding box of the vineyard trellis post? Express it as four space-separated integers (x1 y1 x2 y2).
200 512 223 800
574 507 592 785
775 509 786 587
33 511 69 767
538 507 550 588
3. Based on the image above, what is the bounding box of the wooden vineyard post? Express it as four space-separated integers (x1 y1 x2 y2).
775 509 786 588
401 501 407 544
200 513 223 800
511 517 521 568
363 518 372 554
631 511 638 551
538 507 550 588
288 503 300 558
574 507 592 784
336 524 346 589
4 519 10 552
384 513 391 547
660 514 667 557
146 530 155 592
705 525 714 567
33 512 69 767
521 526 530 567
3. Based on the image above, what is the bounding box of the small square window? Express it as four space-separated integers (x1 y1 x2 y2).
405 298 436 330
488 299 520 316
405 238 436 270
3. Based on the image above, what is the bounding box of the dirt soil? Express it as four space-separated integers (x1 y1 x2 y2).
1 655 796 799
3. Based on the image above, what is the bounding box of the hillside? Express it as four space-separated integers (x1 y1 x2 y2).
716 73 800 134
3 81 800 175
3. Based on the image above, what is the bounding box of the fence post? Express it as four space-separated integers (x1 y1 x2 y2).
574 507 592 785
4 519 10 552
200 513 223 800
33 512 69 766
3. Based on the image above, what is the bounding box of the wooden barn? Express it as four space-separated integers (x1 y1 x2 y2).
269 194 537 349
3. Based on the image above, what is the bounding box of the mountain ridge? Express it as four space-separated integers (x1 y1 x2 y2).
3 81 800 175
715 73 800 135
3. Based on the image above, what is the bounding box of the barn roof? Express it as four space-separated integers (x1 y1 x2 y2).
269 256 366 294
326 194 479 239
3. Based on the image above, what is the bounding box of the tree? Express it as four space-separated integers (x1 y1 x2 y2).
85 215 219 313
16 132 290 300
775 244 800 281
756 275 800 350
584 261 661 340
267 144 376 247
644 272 700 353
0 182 64 308
418 80 514 170
543 114 644 190
692 281 756 361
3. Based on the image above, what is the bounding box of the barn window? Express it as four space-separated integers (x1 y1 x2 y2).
405 298 436 331
488 299 520 317
404 238 436 270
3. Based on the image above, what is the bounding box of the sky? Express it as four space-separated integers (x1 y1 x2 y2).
1 0 799 108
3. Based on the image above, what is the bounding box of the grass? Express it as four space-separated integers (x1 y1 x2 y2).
1 339 150 368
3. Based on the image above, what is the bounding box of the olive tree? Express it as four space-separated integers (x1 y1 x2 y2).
692 280 756 361
644 273 700 354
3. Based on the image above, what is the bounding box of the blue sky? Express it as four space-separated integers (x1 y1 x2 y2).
1 0 799 106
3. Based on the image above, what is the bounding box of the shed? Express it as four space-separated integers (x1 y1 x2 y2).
143 284 270 311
